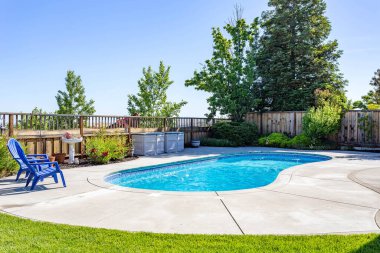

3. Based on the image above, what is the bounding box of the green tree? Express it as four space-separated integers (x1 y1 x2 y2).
362 69 380 106
56 70 95 115
127 61 187 117
314 88 348 113
352 100 367 110
257 0 347 111
185 11 261 121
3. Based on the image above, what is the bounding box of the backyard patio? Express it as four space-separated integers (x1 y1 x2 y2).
1 146 379 235
2 0 380 251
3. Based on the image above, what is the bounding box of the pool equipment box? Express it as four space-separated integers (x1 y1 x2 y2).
164 132 184 153
132 132 165 156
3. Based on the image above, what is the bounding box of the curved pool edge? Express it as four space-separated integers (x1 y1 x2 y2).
87 151 332 196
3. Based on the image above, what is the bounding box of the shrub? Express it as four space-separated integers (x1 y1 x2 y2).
287 133 313 149
210 122 258 146
200 137 237 147
0 136 19 177
258 133 290 148
86 132 128 164
258 132 337 150
302 105 342 142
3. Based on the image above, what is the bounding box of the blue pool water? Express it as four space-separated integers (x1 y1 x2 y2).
105 153 330 192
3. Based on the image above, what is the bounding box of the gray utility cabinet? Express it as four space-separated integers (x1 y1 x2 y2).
164 132 185 153
132 132 164 156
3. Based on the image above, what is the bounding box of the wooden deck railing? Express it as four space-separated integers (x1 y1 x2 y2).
0 112 229 155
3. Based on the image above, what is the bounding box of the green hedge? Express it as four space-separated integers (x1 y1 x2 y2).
200 137 237 147
209 122 259 146
258 133 336 150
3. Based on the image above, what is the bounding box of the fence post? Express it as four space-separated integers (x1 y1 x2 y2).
190 118 194 142
293 112 297 136
79 116 84 157
127 117 132 144
164 118 167 131
8 114 14 137
259 112 263 135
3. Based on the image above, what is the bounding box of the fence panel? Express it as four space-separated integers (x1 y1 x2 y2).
246 110 380 147
246 111 304 136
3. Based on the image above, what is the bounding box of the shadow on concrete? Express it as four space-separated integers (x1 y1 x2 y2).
352 235 380 253
0 178 60 196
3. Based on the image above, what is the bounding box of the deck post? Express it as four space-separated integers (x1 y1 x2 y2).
8 114 14 137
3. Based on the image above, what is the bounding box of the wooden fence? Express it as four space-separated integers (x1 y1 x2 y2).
2 111 379 153
0 112 228 156
246 110 380 147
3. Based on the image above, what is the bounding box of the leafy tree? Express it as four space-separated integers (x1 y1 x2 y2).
314 88 348 113
362 69 380 106
127 61 187 117
352 100 367 110
185 11 262 121
56 70 95 115
257 0 347 111
351 69 380 110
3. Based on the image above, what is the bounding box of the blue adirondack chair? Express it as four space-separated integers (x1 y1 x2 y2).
7 138 50 181
7 138 66 190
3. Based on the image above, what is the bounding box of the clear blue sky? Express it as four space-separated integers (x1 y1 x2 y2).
1 0 379 116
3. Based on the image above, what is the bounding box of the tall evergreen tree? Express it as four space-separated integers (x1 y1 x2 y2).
185 11 261 121
257 0 347 111
127 61 187 117
56 70 95 115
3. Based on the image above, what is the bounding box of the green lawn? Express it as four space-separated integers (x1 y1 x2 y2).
0 212 379 253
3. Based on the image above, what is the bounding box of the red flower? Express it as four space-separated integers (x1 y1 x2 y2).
91 148 97 153
101 151 109 157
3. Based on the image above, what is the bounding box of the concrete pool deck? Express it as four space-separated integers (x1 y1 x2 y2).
1 147 380 235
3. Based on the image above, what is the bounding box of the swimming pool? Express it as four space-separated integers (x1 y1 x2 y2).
105 152 330 192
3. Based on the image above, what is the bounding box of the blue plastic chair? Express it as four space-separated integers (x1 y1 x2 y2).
7 138 66 190
7 138 50 181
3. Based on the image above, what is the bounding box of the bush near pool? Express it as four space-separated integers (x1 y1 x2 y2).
86 132 129 164
208 121 259 146
258 133 337 150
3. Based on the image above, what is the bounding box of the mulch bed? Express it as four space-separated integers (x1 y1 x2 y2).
59 156 139 169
